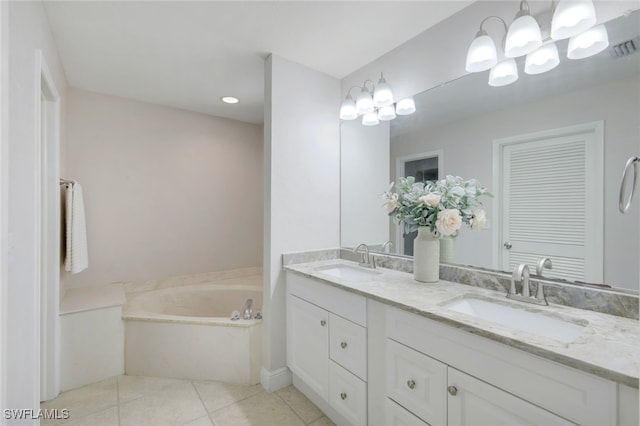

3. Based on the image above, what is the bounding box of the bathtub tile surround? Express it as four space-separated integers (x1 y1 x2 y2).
41 375 334 426
336 248 639 320
122 266 262 296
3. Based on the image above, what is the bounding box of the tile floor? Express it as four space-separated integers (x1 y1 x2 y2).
41 375 336 426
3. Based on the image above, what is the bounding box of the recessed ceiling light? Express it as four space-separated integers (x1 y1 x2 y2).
221 96 239 104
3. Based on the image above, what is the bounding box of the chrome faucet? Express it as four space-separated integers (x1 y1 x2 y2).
353 243 375 269
243 299 253 320
382 241 393 253
536 257 553 276
507 264 548 306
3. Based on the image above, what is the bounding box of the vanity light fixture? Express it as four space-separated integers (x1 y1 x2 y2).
524 41 560 74
339 73 415 125
550 0 597 40
465 0 608 87
221 96 239 104
505 1 542 58
489 58 519 86
567 24 609 59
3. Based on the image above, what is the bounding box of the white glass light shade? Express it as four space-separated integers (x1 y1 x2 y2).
505 15 543 58
373 77 394 108
362 112 379 126
525 42 560 74
339 95 358 120
488 59 519 87
395 97 416 115
378 105 396 121
465 33 498 73
550 0 597 40
567 24 609 59
355 89 374 114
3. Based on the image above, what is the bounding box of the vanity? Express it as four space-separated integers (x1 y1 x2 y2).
284 259 639 426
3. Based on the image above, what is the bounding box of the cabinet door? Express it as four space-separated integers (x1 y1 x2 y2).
447 369 574 426
286 294 329 400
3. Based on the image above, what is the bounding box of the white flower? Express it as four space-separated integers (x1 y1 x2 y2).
436 209 462 236
384 193 399 213
419 193 441 207
470 209 487 231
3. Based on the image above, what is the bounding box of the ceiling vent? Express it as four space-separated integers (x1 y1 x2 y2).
612 37 638 57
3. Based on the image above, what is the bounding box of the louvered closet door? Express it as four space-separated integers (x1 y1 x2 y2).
499 123 603 282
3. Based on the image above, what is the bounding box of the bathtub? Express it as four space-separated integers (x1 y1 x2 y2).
123 277 262 385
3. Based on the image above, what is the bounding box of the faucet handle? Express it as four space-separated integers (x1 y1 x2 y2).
535 283 547 304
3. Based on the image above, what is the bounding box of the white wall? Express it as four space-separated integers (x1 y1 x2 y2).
0 0 8 420
340 120 390 249
262 55 340 389
392 76 640 290
341 1 639 102
62 88 263 291
6 0 68 419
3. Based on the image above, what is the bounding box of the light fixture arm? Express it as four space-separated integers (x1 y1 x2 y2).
516 0 532 18
477 15 509 49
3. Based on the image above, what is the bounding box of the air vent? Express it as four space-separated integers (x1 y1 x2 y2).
612 37 638 57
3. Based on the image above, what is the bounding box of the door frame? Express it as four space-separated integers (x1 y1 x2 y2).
35 50 61 402
492 121 604 279
395 150 443 255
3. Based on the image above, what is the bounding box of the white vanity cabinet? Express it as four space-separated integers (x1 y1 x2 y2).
381 304 623 426
286 272 368 425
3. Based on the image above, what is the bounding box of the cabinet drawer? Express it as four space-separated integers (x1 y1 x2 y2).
386 306 615 426
386 398 429 426
386 339 446 426
329 360 367 426
330 313 367 381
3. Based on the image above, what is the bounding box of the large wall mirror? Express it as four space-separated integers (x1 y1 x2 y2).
340 11 640 292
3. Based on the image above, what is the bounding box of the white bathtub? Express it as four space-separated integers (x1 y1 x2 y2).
123 278 262 385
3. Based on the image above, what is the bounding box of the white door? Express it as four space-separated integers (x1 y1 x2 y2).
494 122 603 282
286 294 329 399
447 369 573 426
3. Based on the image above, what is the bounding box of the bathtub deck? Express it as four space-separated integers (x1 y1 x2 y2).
40 375 335 426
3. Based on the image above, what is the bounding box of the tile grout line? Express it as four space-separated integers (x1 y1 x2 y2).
116 376 122 426
273 388 317 425
191 380 217 426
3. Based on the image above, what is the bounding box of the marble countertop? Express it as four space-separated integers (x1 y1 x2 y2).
285 259 640 388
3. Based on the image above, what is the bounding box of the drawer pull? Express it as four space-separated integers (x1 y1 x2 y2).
340 341 348 349
340 392 347 400
448 385 458 396
320 320 326 327
407 379 416 390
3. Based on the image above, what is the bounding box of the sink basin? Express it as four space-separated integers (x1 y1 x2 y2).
314 264 381 281
443 296 586 343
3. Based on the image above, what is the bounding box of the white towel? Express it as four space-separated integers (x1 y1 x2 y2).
64 181 89 273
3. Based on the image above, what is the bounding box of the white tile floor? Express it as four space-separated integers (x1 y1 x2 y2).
41 376 335 426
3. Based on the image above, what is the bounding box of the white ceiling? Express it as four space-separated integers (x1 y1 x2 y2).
43 1 473 124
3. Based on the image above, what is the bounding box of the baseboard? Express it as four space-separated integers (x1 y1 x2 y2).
260 366 292 392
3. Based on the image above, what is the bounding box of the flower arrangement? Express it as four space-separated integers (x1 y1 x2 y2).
382 175 492 238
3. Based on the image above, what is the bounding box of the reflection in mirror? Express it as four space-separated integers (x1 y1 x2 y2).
340 11 640 292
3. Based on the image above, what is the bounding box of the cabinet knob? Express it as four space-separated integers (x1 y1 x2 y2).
340 392 347 400
447 385 458 396
340 341 348 349
407 379 416 390
320 320 326 327
504 241 512 250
